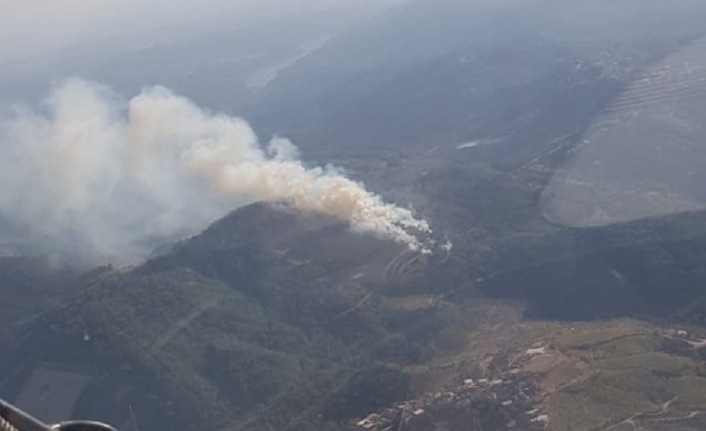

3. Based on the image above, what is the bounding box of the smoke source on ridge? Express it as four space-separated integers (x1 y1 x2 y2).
0 79 430 265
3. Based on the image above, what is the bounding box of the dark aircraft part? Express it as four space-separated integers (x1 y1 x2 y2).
0 399 116 431
51 422 117 431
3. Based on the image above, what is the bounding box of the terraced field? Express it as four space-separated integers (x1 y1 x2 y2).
353 311 706 431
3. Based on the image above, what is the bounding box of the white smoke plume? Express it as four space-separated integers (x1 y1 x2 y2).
0 79 430 265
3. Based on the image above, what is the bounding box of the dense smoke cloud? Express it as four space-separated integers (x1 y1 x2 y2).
0 79 429 265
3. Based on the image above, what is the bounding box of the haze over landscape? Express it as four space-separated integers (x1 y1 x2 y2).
3 1 706 431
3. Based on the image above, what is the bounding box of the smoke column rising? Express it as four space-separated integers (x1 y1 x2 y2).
0 79 430 265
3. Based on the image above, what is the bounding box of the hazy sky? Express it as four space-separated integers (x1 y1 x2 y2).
0 0 402 62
